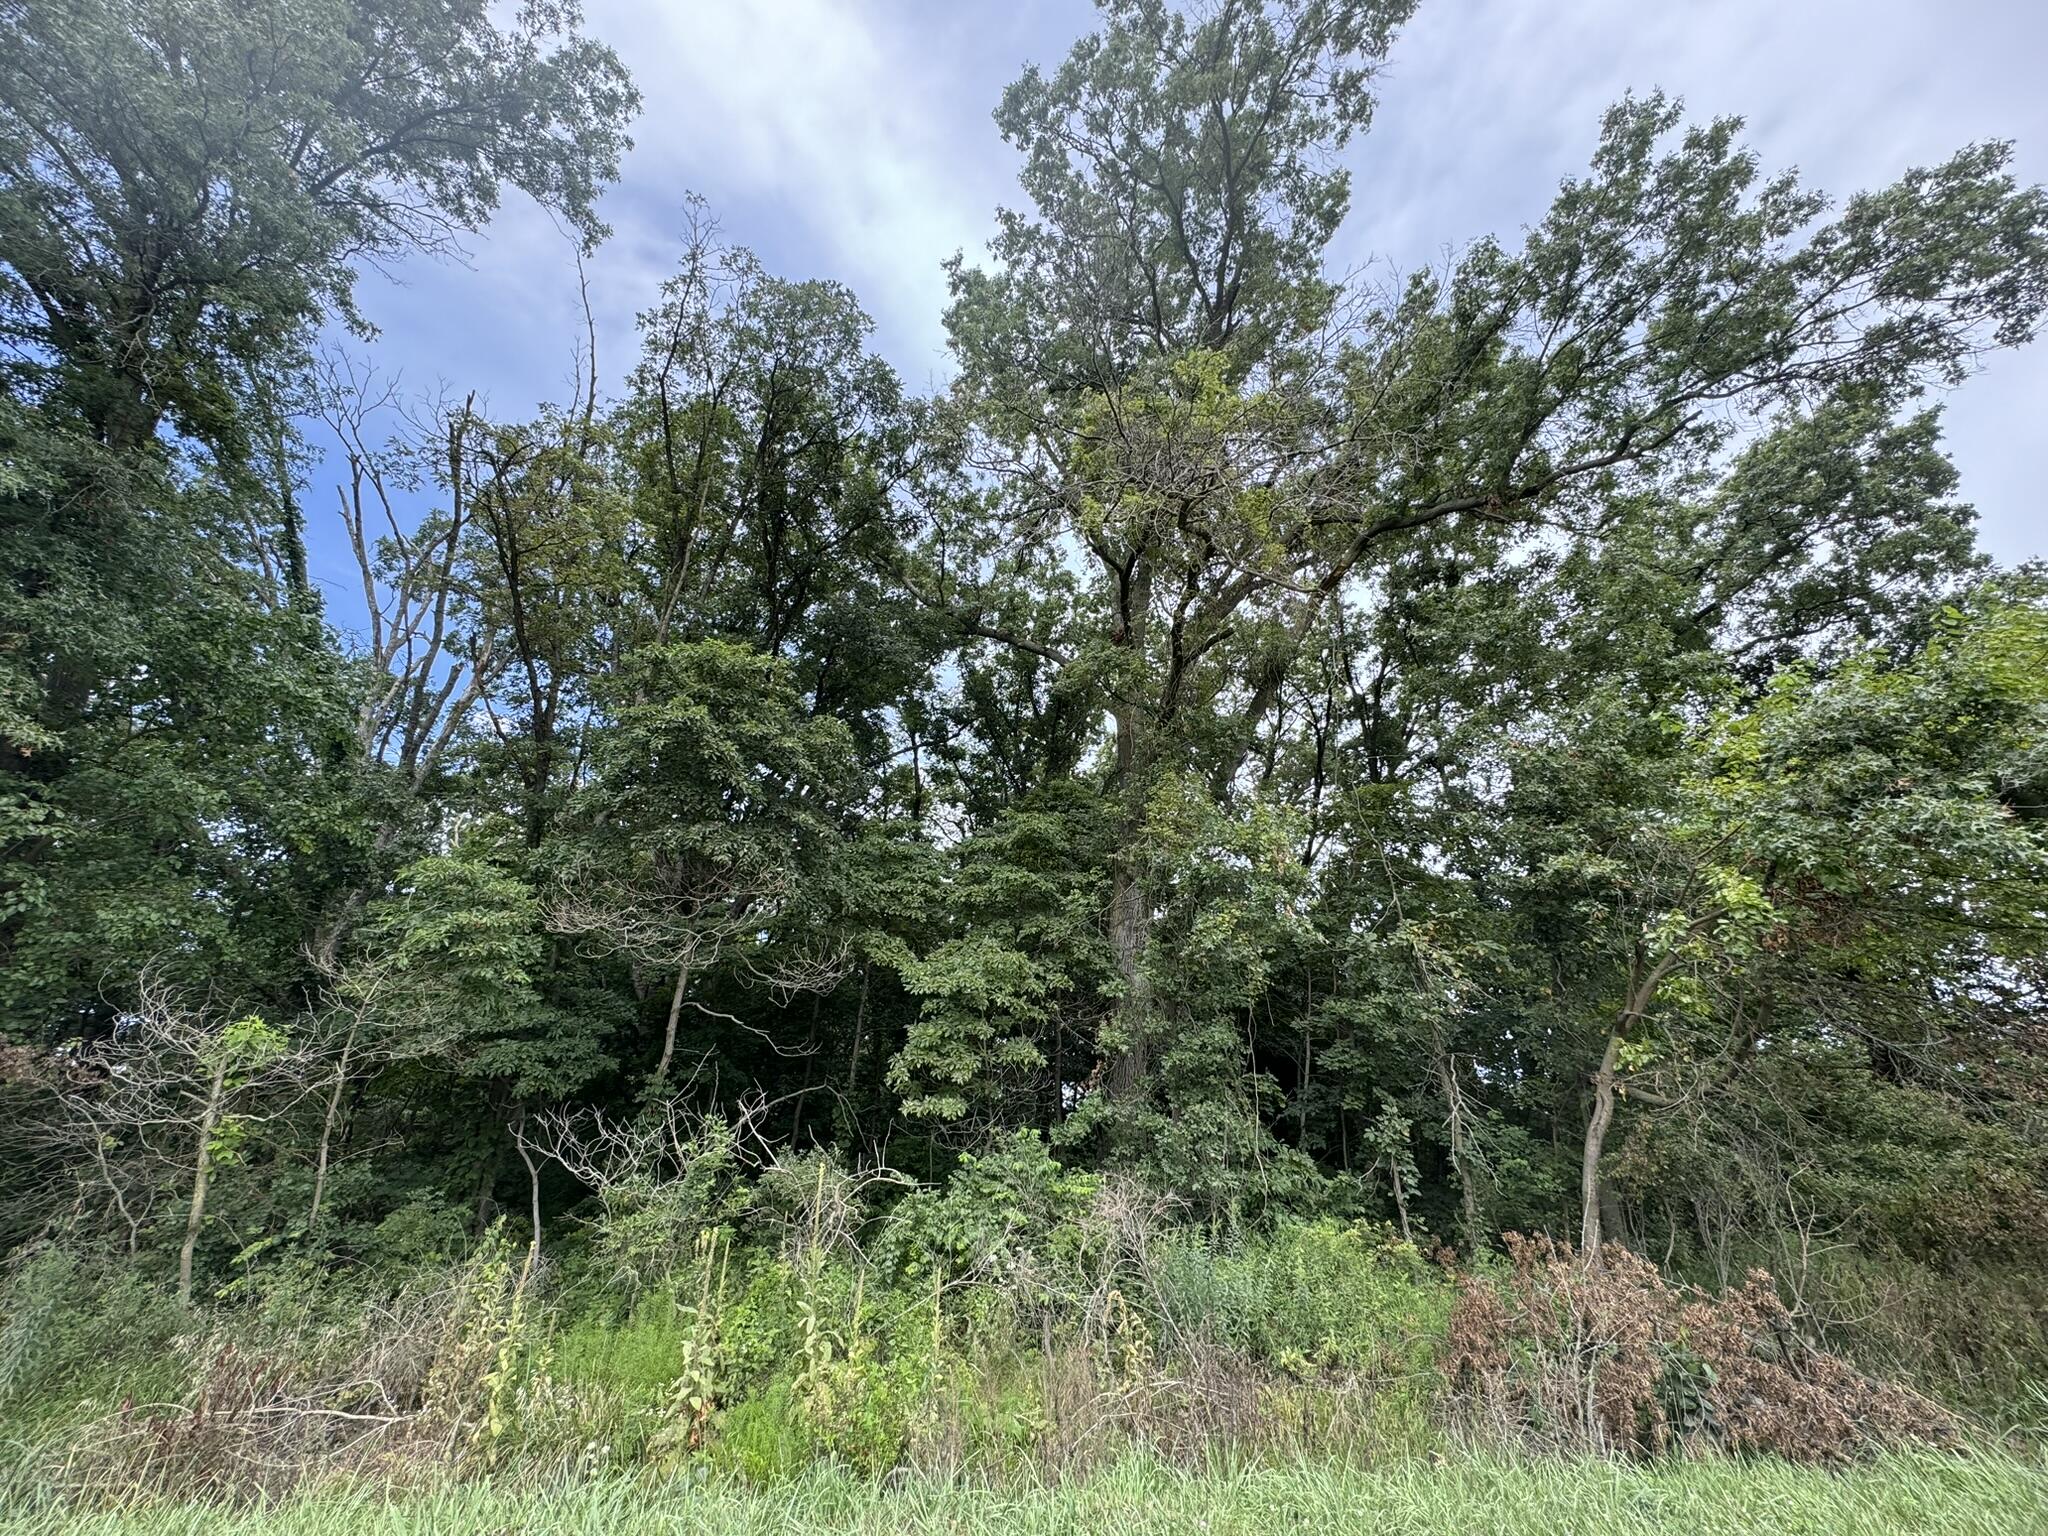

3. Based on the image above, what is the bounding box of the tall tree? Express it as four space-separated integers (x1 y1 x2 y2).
935 0 2048 1190
0 0 639 1037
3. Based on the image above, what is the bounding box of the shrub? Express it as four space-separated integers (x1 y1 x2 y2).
1444 1234 1956 1461
1155 1220 1449 1378
0 1246 184 1423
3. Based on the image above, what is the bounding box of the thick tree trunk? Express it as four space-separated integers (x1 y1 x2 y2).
179 1060 229 1309
1105 696 1152 1099
1106 861 1152 1098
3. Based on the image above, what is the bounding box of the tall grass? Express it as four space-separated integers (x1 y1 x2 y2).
3 1451 2043 1536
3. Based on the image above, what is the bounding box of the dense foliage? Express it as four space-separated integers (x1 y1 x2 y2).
3 0 2047 1490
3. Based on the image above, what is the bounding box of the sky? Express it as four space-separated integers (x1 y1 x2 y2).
308 0 2048 623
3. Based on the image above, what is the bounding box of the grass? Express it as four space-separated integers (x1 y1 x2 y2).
2 1451 2044 1536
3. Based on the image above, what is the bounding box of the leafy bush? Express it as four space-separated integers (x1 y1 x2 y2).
0 1247 184 1423
1154 1220 1449 1377
882 1130 1100 1286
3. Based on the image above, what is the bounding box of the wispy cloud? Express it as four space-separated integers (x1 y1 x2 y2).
331 0 2048 571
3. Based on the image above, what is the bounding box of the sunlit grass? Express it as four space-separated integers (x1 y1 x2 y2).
5 1450 2043 1536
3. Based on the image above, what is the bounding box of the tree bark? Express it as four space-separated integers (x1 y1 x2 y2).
1579 939 1698 1267
1579 1027 1621 1264
308 1021 358 1230
179 1060 229 1309
513 1108 543 1294
655 963 689 1084
1438 1053 1482 1249
472 1136 504 1236
1105 691 1153 1098
1105 857 1152 1098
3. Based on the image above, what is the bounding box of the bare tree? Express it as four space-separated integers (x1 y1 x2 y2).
521 1089 772 1192
307 358 512 968
550 859 843 1084
513 1089 773 1292
41 976 316 1306
320 355 503 793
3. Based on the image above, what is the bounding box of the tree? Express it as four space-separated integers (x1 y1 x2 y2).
0 0 639 1040
618 213 934 747
555 640 861 1087
43 976 311 1305
3 0 2046 1344
0 0 634 461
1569 584 2048 1258
935 0 2048 1186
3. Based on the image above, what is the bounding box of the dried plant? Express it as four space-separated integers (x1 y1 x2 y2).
1443 1234 1955 1461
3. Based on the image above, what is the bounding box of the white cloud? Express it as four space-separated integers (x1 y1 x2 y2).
337 0 2047 566
576 0 1052 386
1341 0 2048 563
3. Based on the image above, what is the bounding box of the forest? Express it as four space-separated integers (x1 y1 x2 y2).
2 0 2046 1526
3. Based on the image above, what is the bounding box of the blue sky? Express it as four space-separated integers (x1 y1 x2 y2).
307 0 2048 630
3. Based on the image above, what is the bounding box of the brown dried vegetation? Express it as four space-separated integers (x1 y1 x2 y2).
1443 1234 1956 1462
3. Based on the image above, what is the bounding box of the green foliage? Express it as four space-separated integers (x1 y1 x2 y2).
883 1131 1101 1286
1155 1221 1448 1376
365 848 608 1098
889 938 1054 1124
0 0 638 1048
2 0 2047 1480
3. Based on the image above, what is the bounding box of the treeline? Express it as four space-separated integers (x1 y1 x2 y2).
2 0 2047 1408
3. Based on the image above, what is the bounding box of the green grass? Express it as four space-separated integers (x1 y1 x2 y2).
3 1452 2044 1536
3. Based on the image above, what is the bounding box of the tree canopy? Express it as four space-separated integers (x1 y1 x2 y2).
2 0 2045 1357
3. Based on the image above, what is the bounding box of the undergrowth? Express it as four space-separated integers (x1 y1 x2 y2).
3 1452 2045 1536
0 1134 2035 1511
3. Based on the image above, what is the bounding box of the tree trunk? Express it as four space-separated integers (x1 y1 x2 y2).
1105 858 1152 1098
844 963 870 1095
1579 1027 1621 1267
513 1108 543 1293
1438 1054 1482 1249
472 1136 504 1235
1101 532 1155 1102
655 963 689 1084
1580 940 1696 1268
308 1022 358 1230
179 1060 229 1309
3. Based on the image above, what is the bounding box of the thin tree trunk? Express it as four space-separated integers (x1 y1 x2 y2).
308 1022 358 1230
1580 941 1696 1267
1298 1016 1313 1151
1580 1027 1621 1265
513 1107 542 1292
179 1060 228 1309
655 963 689 1084
473 1135 504 1236
1438 1052 1481 1248
843 963 870 1094
790 993 822 1144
